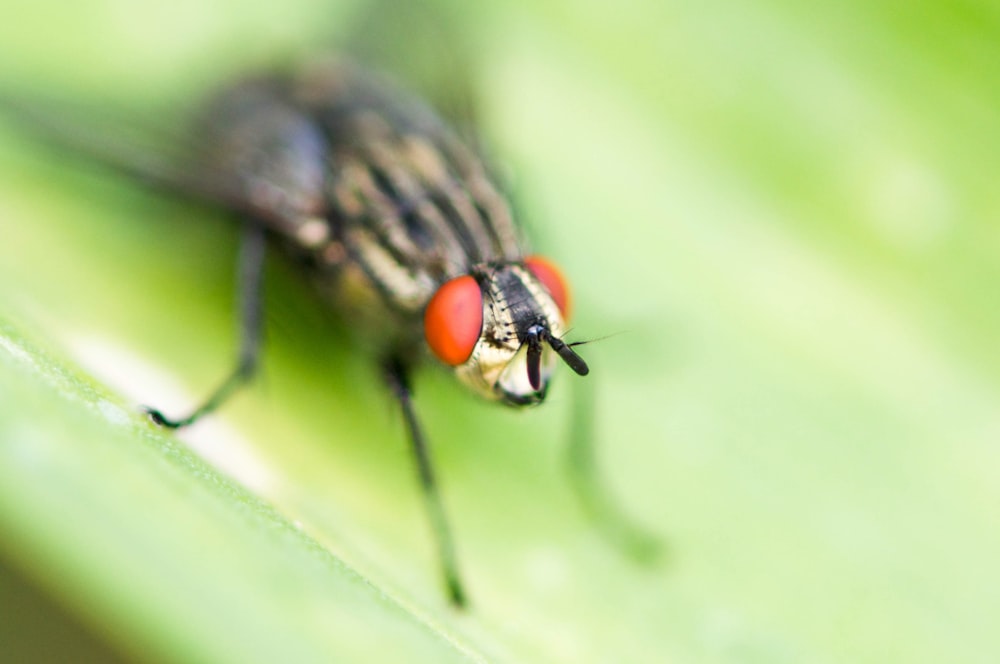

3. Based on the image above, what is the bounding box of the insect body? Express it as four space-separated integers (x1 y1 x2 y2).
128 61 590 605
195 64 585 398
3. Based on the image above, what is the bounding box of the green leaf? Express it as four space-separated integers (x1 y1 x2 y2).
0 323 484 663
2 1 999 662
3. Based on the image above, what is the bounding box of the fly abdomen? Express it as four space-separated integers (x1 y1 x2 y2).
197 78 329 236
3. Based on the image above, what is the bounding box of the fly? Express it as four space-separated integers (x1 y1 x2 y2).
10 60 596 606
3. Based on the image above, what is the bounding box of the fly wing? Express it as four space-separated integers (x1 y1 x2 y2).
0 90 319 238
194 76 330 238
339 0 481 143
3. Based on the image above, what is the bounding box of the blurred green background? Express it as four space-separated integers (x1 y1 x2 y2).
2 0 999 662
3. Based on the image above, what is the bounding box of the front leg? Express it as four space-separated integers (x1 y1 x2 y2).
384 357 467 607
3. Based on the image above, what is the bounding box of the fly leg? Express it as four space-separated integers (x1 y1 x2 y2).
146 221 267 428
384 358 467 607
568 376 663 564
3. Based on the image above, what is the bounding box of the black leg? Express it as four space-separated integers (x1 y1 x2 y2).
147 221 267 429
567 376 663 564
384 358 467 607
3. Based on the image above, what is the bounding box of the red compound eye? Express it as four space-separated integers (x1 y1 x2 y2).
525 255 571 319
424 275 484 366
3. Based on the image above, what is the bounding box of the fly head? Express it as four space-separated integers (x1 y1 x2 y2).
423 258 588 406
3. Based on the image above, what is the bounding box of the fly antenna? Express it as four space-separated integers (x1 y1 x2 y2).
548 333 590 376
